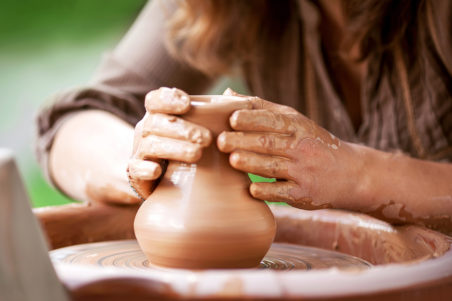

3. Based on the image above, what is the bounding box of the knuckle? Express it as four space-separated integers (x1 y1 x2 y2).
297 174 316 197
137 136 159 159
278 183 296 202
297 138 317 156
186 126 210 145
258 134 275 151
265 159 280 176
219 132 241 152
230 110 248 128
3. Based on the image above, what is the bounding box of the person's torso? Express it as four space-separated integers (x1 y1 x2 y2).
244 0 452 162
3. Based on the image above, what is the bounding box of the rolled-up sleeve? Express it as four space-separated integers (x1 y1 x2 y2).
36 0 212 183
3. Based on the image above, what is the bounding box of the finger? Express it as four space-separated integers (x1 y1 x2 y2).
127 175 153 201
249 97 298 114
249 181 298 203
127 158 162 201
145 87 190 114
251 182 332 210
128 158 162 180
132 117 145 154
217 131 293 158
230 109 299 134
137 135 202 163
229 150 292 180
86 181 142 205
222 88 251 99
143 113 212 146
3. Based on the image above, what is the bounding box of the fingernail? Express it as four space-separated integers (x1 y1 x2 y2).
129 159 161 180
160 87 190 113
217 132 227 151
229 111 240 128
229 152 241 166
145 87 190 114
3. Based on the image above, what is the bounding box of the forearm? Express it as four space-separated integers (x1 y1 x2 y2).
351 144 452 232
49 110 136 203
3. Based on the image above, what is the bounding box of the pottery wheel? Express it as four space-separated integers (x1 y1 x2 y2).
50 240 371 271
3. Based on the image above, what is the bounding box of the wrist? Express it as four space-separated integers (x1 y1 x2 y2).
339 142 381 211
347 144 407 211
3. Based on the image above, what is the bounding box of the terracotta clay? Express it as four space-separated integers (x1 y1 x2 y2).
48 205 452 300
50 240 372 271
134 95 277 269
35 202 139 250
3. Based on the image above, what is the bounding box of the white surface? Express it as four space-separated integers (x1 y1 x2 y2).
0 149 68 301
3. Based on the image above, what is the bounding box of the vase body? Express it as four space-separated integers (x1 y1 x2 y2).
134 95 276 269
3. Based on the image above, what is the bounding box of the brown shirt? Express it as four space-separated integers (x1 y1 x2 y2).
36 0 452 183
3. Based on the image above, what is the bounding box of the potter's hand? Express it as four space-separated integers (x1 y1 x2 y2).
218 93 358 210
128 87 212 200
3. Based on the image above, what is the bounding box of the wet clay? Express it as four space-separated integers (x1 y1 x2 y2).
217 92 452 235
272 206 451 265
134 95 276 269
46 205 452 300
364 200 452 235
35 202 139 250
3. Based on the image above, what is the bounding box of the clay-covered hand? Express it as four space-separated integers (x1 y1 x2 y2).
218 91 359 210
128 87 212 200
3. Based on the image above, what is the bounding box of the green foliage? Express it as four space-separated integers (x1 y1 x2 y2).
0 0 147 51
0 0 146 207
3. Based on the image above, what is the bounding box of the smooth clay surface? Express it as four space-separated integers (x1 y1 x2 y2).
134 95 277 269
50 240 372 271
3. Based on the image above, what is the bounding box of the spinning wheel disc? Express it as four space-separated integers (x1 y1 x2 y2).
50 240 371 271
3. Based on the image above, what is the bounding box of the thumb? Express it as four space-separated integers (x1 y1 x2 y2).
85 172 142 205
145 87 191 115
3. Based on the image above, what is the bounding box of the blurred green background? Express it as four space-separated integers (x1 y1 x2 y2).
0 0 266 208
0 0 149 207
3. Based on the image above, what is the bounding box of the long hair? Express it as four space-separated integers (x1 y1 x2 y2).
165 0 425 76
346 0 425 63
165 0 294 76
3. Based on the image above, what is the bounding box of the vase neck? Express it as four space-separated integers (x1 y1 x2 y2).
162 143 248 193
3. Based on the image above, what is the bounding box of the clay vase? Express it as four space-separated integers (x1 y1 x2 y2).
134 95 276 269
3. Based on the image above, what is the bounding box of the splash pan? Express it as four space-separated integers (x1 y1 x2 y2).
39 205 452 300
